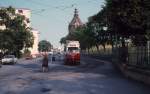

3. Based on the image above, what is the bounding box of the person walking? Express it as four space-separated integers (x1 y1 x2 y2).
42 54 49 72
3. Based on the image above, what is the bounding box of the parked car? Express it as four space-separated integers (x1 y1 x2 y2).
1 55 17 64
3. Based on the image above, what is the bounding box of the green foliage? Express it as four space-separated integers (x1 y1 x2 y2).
60 0 150 51
38 40 52 52
60 37 67 44
0 6 34 57
105 0 150 45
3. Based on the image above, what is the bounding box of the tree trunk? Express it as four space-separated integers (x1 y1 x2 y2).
91 47 94 54
111 41 114 49
87 47 90 54
96 44 100 53
121 37 126 47
102 44 106 52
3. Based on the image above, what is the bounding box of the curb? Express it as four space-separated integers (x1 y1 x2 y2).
115 62 150 85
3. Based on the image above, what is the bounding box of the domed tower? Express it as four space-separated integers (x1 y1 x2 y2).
68 9 83 34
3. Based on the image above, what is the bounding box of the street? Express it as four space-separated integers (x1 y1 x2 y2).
0 55 149 94
0 1 150 94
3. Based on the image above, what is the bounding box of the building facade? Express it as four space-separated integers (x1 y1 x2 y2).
16 8 39 56
30 29 39 56
68 9 83 33
16 8 31 28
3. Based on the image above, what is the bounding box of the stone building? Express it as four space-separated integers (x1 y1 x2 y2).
68 9 83 33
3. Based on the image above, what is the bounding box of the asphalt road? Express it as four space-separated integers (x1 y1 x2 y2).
0 55 149 94
80 56 150 94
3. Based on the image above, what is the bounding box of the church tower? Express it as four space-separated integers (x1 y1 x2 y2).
68 9 83 33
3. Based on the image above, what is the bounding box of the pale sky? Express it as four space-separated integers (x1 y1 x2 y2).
0 0 105 47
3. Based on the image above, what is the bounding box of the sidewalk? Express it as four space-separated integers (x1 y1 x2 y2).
83 53 150 85
114 62 150 85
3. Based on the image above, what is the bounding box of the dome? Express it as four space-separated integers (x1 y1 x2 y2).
68 9 83 33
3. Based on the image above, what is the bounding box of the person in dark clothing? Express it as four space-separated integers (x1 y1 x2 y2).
42 54 49 72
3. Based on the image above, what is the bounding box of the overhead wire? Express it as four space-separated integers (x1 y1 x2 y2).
23 0 101 12
22 0 101 21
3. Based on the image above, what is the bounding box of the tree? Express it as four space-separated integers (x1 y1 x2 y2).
0 6 34 57
74 27 91 50
88 16 109 52
38 40 52 52
143 0 150 41
105 0 150 46
60 37 67 45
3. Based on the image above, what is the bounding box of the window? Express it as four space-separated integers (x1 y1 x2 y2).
18 10 23 13
26 18 30 23
67 47 79 53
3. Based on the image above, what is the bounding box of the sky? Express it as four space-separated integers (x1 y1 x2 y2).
0 0 105 47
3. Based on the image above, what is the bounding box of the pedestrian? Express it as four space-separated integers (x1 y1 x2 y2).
42 54 49 72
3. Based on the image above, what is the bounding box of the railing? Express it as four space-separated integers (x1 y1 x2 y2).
112 41 150 70
127 46 150 69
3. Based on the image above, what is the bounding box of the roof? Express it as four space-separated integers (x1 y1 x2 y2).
69 9 83 26
16 8 31 11
0 7 31 11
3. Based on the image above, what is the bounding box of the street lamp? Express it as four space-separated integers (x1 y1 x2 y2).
103 26 108 31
